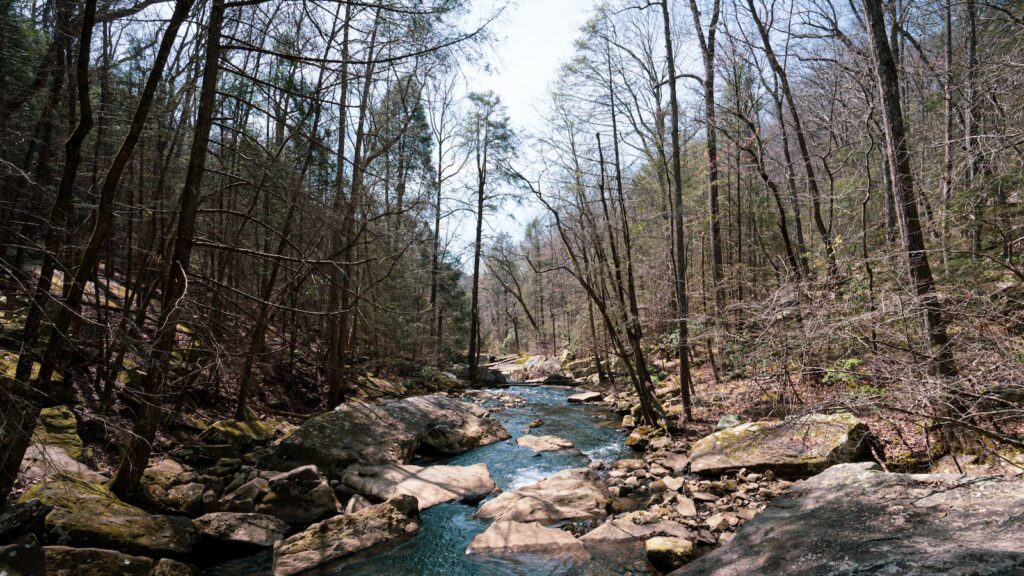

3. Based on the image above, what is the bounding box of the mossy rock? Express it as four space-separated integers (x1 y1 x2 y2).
142 457 189 491
351 374 407 400
645 536 695 572
625 426 660 451
44 545 154 576
421 367 464 392
0 351 64 384
196 405 282 448
198 418 275 448
689 413 871 477
19 475 197 556
32 406 84 461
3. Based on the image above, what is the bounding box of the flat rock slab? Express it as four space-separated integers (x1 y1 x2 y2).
475 468 606 525
567 391 603 404
466 521 589 559
272 495 419 576
20 406 106 484
517 435 575 452
341 463 496 510
19 444 107 484
689 413 870 477
580 519 656 543
669 463 1024 576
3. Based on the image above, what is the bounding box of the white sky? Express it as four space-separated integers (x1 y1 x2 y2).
454 0 596 247
467 0 594 135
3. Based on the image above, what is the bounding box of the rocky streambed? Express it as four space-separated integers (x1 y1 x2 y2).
4 379 1023 576
216 385 641 575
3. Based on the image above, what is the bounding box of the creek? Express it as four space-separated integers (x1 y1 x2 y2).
212 385 651 575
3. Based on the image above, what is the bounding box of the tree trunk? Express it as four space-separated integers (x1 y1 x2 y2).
110 0 225 499
666 0 696 421
862 0 956 378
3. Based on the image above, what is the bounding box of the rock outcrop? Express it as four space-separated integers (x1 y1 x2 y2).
465 521 588 559
689 413 871 477
475 468 606 525
669 462 1024 576
580 518 656 543
272 495 420 576
340 463 496 510
19 475 197 557
270 402 418 478
271 395 509 477
383 395 510 454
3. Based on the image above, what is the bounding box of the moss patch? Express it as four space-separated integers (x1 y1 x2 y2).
32 406 84 461
21 474 197 556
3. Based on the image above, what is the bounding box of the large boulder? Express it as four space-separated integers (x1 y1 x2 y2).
517 435 575 452
142 458 189 491
270 395 509 478
198 417 276 448
161 482 205 516
270 402 418 477
689 413 871 477
272 495 420 576
503 356 564 382
382 395 510 455
340 463 496 510
475 468 607 525
580 519 656 543
669 463 1024 576
193 512 289 548
458 363 509 386
19 475 197 556
256 466 339 525
18 443 106 484
256 482 338 525
465 521 588 559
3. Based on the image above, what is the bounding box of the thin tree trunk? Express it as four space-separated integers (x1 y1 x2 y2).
666 0 695 421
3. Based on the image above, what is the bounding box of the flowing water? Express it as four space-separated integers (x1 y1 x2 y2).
211 385 651 576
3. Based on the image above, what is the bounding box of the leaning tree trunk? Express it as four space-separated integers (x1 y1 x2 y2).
35 0 195 393
110 0 225 499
